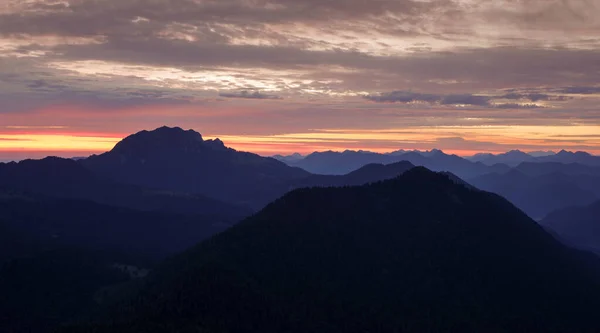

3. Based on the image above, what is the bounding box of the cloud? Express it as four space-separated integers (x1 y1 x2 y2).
440 94 490 106
364 90 552 108
0 0 599 155
0 138 32 141
364 91 493 106
556 86 600 94
363 91 439 103
219 90 282 100
499 93 555 102
493 103 544 109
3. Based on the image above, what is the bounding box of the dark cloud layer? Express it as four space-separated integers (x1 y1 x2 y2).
364 91 550 108
219 91 281 100
556 86 600 94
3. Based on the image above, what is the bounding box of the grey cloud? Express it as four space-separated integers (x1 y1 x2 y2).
440 94 490 106
364 91 440 103
365 91 552 109
44 38 600 92
556 86 600 94
493 103 543 109
365 91 491 107
219 90 281 100
26 79 68 91
0 0 445 42
0 0 598 123
499 93 553 102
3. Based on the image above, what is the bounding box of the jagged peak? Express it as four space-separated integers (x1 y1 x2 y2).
557 149 572 156
110 126 205 154
204 138 227 151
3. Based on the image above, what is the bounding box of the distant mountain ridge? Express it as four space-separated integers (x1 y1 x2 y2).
286 148 510 178
280 148 598 174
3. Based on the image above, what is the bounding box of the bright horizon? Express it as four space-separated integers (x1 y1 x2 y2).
1 125 598 162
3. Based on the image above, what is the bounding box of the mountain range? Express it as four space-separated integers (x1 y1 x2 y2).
277 148 600 175
3 126 598 223
3 126 600 333
61 168 600 333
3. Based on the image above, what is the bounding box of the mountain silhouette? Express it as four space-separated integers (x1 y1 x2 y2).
0 156 251 218
65 167 600 333
292 150 391 175
290 149 509 178
468 150 536 166
81 126 310 208
541 200 600 254
536 150 600 166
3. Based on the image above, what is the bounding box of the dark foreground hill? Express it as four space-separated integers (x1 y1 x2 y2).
0 193 235 333
0 249 133 333
541 200 600 254
63 167 600 333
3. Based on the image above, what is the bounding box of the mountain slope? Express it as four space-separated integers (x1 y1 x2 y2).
515 162 600 177
0 157 251 218
69 167 600 333
81 126 310 208
0 194 232 261
541 201 600 254
468 170 598 219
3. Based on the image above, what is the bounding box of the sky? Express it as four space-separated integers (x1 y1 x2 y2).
1 0 600 160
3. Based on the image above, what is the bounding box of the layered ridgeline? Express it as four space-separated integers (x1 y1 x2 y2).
466 150 600 167
283 149 600 176
286 149 510 177
0 135 419 333
0 156 251 219
64 168 600 333
541 200 600 255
